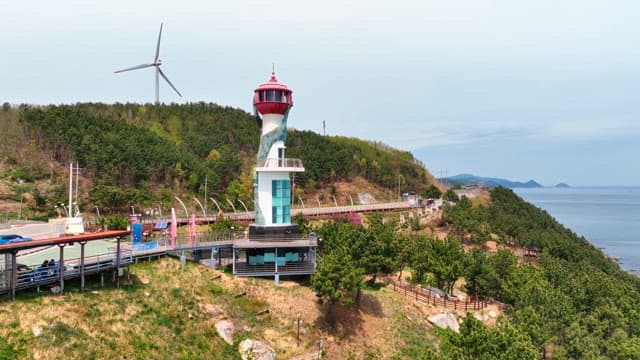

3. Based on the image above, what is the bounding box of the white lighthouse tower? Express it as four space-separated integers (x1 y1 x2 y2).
231 69 315 280
251 70 304 229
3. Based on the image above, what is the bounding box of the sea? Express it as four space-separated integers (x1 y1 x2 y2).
514 187 640 273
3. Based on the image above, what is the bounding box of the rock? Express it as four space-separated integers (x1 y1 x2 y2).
215 320 235 345
50 286 62 295
238 339 276 360
203 304 221 316
488 310 497 318
139 276 150 285
427 312 460 333
32 326 42 337
91 291 100 295
474 313 484 321
144 291 150 297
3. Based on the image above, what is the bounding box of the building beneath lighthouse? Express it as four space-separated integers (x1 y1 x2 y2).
230 70 317 281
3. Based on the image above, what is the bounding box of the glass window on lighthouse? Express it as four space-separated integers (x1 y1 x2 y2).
271 180 291 224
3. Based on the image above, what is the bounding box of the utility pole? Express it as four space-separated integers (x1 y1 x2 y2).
68 163 73 217
18 193 23 220
75 161 79 204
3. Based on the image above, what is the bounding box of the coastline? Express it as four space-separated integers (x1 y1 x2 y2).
515 186 640 273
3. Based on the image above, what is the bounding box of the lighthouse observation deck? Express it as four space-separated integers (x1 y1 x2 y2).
255 157 304 172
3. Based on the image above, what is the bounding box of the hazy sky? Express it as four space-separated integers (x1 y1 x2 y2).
2 0 639 186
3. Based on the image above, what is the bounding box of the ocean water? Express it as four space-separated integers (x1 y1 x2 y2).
514 187 640 273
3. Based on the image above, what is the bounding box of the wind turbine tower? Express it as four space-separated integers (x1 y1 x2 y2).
114 23 182 105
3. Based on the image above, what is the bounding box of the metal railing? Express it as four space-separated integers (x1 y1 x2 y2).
258 157 304 169
170 232 318 251
234 261 315 276
1 250 133 293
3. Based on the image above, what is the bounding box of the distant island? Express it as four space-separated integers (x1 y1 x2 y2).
441 173 543 189
555 182 571 188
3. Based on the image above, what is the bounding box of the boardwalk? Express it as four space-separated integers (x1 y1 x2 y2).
139 201 416 225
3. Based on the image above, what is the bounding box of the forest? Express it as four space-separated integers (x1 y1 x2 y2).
0 103 432 216
310 187 640 359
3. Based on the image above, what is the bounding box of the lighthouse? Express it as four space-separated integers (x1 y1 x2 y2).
231 69 315 281
251 70 304 229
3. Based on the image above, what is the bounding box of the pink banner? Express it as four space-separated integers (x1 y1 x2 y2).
170 208 177 246
188 214 197 246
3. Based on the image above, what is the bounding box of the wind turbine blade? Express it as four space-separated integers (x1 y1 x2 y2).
158 68 182 97
155 22 163 62
114 63 155 73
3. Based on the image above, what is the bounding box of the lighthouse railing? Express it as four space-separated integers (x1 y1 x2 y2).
258 157 304 169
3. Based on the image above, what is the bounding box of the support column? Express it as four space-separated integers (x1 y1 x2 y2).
80 241 87 292
274 248 279 285
115 236 121 289
232 247 236 275
11 251 17 301
58 244 65 295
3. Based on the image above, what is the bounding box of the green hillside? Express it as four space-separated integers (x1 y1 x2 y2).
0 103 437 217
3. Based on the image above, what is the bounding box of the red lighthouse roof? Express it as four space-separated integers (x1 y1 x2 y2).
255 71 291 92
253 70 293 115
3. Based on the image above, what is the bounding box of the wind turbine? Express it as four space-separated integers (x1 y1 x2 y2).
114 22 182 105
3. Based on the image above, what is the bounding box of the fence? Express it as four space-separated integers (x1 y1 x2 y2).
389 280 487 311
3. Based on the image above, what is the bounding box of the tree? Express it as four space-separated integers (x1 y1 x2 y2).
464 247 488 296
422 184 442 199
426 235 466 294
444 189 459 202
311 245 363 326
441 316 538 360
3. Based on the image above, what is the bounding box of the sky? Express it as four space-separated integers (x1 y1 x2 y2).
1 0 639 186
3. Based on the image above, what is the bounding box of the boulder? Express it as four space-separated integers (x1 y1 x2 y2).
488 310 497 318
427 312 460 333
215 320 235 345
50 286 61 295
238 339 276 360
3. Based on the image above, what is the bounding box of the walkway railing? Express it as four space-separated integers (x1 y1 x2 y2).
2 250 133 293
389 279 487 311
138 202 418 225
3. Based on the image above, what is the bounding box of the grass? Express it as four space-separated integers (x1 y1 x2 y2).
0 258 243 359
0 257 446 359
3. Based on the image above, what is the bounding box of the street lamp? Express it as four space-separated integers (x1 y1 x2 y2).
18 193 24 220
398 174 405 202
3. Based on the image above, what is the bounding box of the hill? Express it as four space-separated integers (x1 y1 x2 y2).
0 103 440 218
555 182 571 188
442 173 543 188
0 256 446 359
